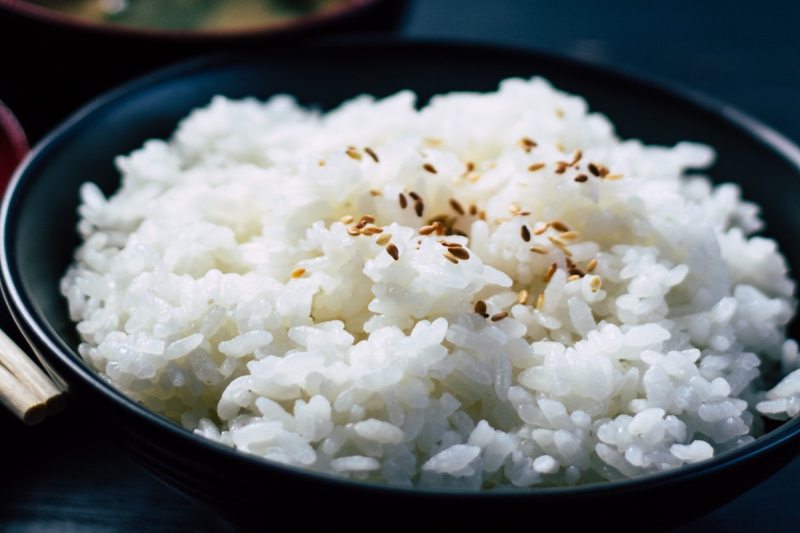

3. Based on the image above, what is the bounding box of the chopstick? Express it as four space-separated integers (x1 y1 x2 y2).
0 328 64 424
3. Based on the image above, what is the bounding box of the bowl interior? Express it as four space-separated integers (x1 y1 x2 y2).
4 41 800 497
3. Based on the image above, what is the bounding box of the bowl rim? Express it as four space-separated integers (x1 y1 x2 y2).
0 0 389 41
3 37 800 498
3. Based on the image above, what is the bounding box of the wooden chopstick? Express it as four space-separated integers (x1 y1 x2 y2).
0 328 64 423
0 363 47 425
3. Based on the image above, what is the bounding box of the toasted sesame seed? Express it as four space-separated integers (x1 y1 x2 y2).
530 245 549 254
478 210 487 221
419 224 437 235
360 225 383 236
560 231 579 240
586 258 598 272
448 198 465 215
508 203 520 214
569 268 584 277
474 300 487 315
544 262 557 282
570 149 583 166
442 241 462 248
449 247 470 260
518 137 537 152
574 174 588 183
587 163 600 177
347 227 361 236
443 251 459 264
517 290 529 305
568 274 581 282
398 193 408 209
414 199 425 217
528 162 546 172
423 163 437 174
346 148 361 160
370 189 382 196
318 160 326 166
361 214 375 224
340 215 354 224
376 233 392 246
520 225 531 242
364 147 379 163
491 312 508 322
536 293 545 310
386 243 400 260
597 164 610 177
533 222 550 235
425 137 443 146
550 220 570 232
590 276 603 292
408 191 420 201
555 162 568 174
606 174 623 181
291 268 306 278
466 161 475 173
469 204 478 216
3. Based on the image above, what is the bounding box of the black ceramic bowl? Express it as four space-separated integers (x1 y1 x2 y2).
2 41 800 529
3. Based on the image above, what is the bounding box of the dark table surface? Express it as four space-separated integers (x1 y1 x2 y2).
1 1 799 531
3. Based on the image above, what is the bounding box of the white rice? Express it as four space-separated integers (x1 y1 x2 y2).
61 77 800 488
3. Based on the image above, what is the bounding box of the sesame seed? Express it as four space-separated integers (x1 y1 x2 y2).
360 225 383 236
369 189 382 196
569 267 584 277
586 258 598 272
291 268 306 278
530 245 549 254
414 199 425 217
318 160 326 167
568 274 581 282
347 227 361 236
449 247 470 260
423 163 438 174
574 174 588 183
419 224 437 235
536 293 544 310
560 231 579 240
364 147 379 163
408 191 420 201
508 203 520 214
590 276 603 292
491 312 508 322
587 163 600 177
469 204 478 216
513 210 531 217
361 214 375 224
443 251 459 264
478 210 487 221
518 137 537 152
570 149 583 166
555 162 568 174
466 161 475 173
398 193 408 209
346 148 361 160
474 300 487 315
528 162 546 172
386 243 400 260
543 262 557 282
376 233 392 246
340 215 354 224
520 225 531 242
449 198 465 215
605 174 623 181
550 220 570 232
517 290 529 305
533 223 550 235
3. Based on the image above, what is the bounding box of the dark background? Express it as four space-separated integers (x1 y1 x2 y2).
1 1 799 531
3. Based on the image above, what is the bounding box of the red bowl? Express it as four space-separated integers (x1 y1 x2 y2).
0 102 27 193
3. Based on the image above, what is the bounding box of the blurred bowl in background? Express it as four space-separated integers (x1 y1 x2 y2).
0 0 408 141
0 101 28 192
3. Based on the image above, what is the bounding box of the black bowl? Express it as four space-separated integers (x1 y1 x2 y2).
3 40 800 529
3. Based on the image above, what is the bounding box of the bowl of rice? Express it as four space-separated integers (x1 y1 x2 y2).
3 40 800 528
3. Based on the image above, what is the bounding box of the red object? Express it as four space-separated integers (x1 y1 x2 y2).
0 102 28 193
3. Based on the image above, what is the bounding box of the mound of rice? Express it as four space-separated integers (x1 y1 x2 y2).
61 78 800 488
